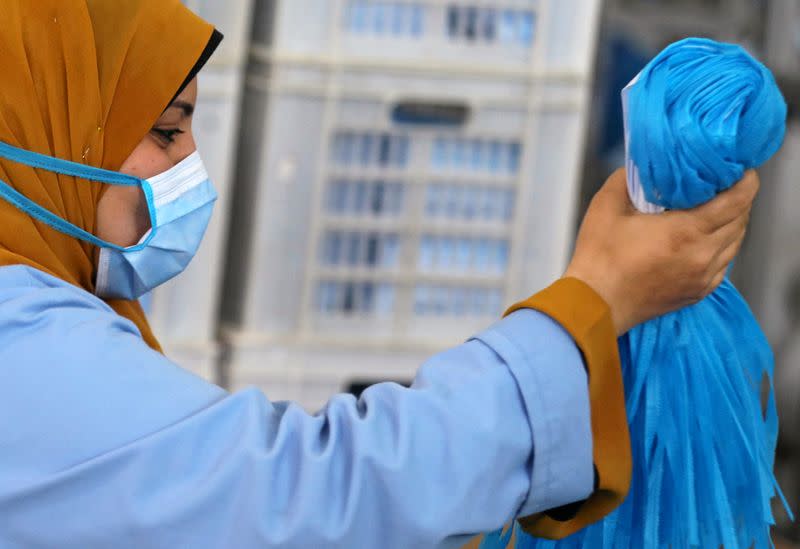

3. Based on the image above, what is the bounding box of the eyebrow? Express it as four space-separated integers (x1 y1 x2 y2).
168 100 195 118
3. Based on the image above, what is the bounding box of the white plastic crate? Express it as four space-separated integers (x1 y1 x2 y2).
146 66 245 364
253 0 601 77
228 345 425 411
183 0 256 68
223 0 601 399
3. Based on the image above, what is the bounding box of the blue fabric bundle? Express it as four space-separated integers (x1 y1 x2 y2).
481 38 790 549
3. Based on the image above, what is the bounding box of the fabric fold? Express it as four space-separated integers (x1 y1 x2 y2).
503 278 631 540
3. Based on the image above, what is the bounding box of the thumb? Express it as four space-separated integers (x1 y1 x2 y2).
595 167 635 215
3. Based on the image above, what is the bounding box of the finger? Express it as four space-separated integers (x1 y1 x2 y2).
707 226 747 277
707 207 749 250
702 269 728 298
691 170 760 233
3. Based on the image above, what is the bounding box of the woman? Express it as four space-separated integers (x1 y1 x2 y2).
0 1 757 548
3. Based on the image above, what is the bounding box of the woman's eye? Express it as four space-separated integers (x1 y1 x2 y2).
151 128 185 145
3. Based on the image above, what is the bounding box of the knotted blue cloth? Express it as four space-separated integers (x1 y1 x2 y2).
482 38 791 549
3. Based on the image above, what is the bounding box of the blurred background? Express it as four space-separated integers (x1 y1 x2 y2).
148 0 799 542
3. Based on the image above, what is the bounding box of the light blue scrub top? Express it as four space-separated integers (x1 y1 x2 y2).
0 265 593 549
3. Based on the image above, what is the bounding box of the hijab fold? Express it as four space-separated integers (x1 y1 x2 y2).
0 0 216 350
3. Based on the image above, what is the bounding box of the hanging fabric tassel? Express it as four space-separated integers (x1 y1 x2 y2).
482 38 791 549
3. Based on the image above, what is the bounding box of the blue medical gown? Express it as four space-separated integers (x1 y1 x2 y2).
0 265 593 549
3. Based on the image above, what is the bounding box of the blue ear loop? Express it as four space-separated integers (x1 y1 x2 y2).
0 140 158 253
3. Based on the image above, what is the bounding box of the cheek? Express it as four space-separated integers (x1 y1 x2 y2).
118 140 174 180
96 186 151 247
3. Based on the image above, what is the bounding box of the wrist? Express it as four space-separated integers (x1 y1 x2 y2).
563 265 629 335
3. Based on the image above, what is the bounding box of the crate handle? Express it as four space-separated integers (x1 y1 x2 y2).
391 101 470 127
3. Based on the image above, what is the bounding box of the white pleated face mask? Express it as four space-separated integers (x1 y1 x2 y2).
95 151 217 299
0 141 216 300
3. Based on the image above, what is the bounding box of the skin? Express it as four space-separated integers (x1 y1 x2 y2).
95 78 198 247
95 77 758 335
566 168 759 335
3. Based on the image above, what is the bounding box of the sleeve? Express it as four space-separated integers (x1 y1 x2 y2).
0 288 592 549
505 277 632 540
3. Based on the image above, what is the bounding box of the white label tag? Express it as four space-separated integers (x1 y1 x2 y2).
623 73 665 214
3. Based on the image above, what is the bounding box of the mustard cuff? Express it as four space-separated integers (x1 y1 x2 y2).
506 278 631 540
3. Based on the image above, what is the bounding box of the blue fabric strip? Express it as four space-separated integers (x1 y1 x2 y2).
627 38 787 210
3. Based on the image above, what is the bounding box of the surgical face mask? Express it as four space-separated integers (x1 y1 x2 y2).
0 141 216 300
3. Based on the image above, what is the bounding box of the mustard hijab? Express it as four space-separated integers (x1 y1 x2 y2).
0 0 216 351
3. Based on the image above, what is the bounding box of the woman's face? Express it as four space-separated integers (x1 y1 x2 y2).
95 78 199 248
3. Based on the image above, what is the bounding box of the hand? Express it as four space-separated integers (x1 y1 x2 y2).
564 168 759 335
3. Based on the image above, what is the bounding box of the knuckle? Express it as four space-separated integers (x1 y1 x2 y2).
695 217 714 236
691 253 710 277
733 194 750 213
744 169 761 193
736 214 749 232
752 174 762 194
733 185 755 211
718 192 742 215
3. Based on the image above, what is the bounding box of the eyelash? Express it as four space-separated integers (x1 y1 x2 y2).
151 128 185 145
